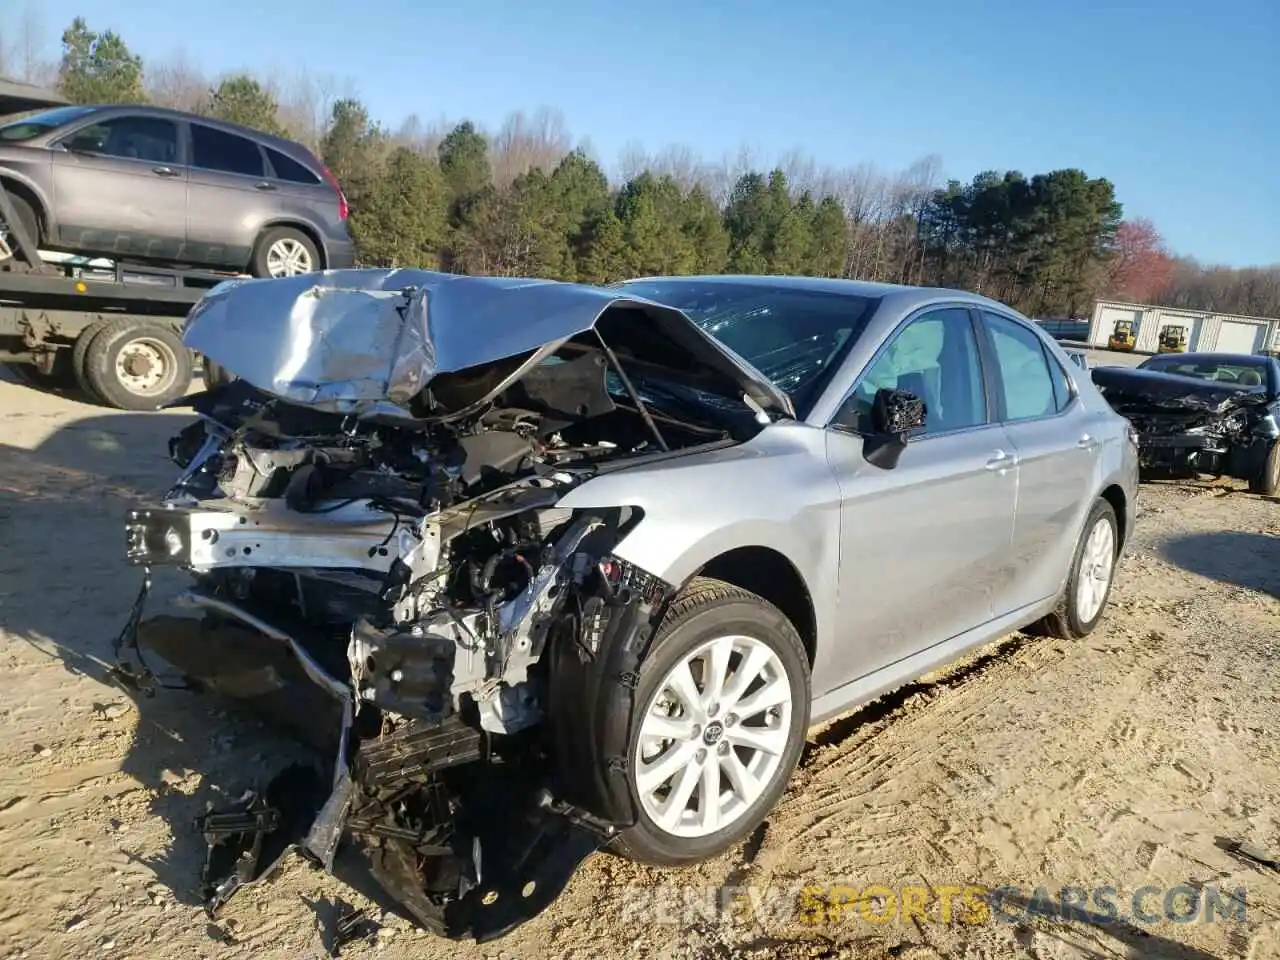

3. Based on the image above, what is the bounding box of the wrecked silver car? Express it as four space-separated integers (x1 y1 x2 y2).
110 270 1137 941
1091 352 1280 496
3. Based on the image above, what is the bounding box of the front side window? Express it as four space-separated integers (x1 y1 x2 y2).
192 124 265 177
616 279 879 417
0 105 97 141
984 312 1060 422
61 115 178 163
835 307 987 435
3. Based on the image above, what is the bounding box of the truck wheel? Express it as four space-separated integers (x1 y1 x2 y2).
1248 441 1280 497
0 192 40 264
70 319 112 402
83 318 193 411
608 577 811 866
251 227 320 278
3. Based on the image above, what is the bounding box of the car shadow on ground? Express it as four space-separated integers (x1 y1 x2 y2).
0 410 411 937
1158 531 1280 599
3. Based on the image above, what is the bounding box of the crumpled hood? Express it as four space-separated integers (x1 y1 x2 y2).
1090 365 1268 414
181 268 793 420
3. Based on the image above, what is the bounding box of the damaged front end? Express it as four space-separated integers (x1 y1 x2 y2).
109 270 779 940
1091 365 1278 481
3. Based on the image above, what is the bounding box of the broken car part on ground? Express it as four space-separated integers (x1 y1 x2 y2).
1091 364 1280 495
108 269 795 941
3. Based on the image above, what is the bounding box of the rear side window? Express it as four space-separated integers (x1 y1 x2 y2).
265 146 321 184
192 124 265 177
983 312 1060 421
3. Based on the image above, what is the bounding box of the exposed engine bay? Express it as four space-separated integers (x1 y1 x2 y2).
1090 365 1279 482
107 270 785 941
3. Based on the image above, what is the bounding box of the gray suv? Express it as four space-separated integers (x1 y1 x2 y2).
0 104 356 277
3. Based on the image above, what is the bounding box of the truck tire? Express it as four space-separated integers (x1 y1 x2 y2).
251 226 320 278
82 318 193 411
70 319 112 403
1248 441 1280 497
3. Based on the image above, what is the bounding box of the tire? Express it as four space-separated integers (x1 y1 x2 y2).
0 192 40 264
609 577 811 866
1030 498 1120 640
251 226 320 278
70 319 112 402
1247 441 1280 497
82 318 193 411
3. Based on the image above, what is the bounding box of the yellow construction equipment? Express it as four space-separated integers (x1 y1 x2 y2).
1108 319 1136 351
1158 324 1188 353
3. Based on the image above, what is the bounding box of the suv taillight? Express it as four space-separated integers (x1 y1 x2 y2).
320 164 349 220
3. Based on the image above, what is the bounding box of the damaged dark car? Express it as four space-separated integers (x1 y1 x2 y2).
1091 351 1280 495
110 270 1138 942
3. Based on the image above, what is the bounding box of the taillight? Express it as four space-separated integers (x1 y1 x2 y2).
320 164 349 220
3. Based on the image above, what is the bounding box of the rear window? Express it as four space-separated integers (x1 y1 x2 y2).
265 146 321 184
0 105 96 141
191 124 265 177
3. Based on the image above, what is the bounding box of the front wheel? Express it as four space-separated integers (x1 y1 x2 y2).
1247 441 1280 497
609 577 811 866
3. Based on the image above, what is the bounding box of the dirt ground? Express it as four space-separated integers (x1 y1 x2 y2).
1 368 1278 960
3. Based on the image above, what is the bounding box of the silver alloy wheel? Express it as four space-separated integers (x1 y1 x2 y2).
1074 515 1115 623
113 336 179 398
265 237 314 277
634 634 794 839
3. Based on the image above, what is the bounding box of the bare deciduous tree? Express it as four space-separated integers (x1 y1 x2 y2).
490 107 573 187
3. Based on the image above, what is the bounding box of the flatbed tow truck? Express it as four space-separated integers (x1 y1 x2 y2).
0 80 238 409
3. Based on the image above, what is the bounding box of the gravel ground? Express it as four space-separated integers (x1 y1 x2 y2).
0 364 1277 960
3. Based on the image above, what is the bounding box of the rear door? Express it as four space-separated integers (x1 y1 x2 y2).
186 122 274 268
822 305 1017 683
49 112 188 260
978 310 1099 612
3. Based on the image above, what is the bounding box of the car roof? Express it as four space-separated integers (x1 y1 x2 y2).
68 103 312 155
619 274 1024 315
1143 352 1269 365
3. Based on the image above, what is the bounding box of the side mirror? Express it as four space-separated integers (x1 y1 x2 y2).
864 387 926 470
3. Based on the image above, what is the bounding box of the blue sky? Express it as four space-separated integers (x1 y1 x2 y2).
12 0 1279 267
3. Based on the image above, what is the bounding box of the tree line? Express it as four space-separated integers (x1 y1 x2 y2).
4 14 1278 319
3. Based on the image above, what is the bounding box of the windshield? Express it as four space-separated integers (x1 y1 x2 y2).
616 279 879 416
1139 356 1268 389
0 105 96 142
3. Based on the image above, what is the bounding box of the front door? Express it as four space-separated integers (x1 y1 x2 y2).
821 306 1017 686
50 113 188 260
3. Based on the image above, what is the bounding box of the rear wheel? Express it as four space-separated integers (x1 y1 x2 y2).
1030 498 1119 640
251 227 320 278
609 577 811 866
70 319 112 402
1248 441 1280 497
82 318 193 410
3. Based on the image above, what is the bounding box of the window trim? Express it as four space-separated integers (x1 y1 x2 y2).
975 309 1081 426
825 302 996 442
189 121 269 179
51 111 183 167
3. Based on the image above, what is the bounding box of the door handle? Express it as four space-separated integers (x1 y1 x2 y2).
254 181 277 191
985 449 1015 471
1076 434 1100 450
152 166 179 177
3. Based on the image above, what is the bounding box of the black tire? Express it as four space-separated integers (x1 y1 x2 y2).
70 319 112 402
609 577 811 866
250 226 320 278
0 192 40 263
1030 498 1120 640
1247 441 1280 497
82 318 193 411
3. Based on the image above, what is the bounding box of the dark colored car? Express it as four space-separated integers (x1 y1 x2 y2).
0 104 355 277
1091 351 1280 495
